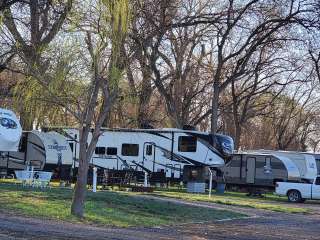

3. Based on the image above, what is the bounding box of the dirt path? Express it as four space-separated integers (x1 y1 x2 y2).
0 196 320 240
136 195 267 217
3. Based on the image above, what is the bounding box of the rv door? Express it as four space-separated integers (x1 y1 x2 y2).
144 143 155 172
246 157 256 184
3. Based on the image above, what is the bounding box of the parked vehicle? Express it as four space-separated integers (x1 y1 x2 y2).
275 176 320 202
58 127 234 183
212 150 317 191
215 152 300 190
1 125 234 184
304 153 320 175
0 131 73 180
0 108 22 152
253 150 318 181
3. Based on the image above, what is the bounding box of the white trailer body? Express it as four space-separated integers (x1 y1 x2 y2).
219 152 301 189
2 131 73 180
249 150 317 181
62 128 233 181
304 153 320 175
0 108 22 152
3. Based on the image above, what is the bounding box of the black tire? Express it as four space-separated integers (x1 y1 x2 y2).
287 190 302 203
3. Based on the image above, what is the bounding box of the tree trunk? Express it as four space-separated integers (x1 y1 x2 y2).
232 100 241 150
19 111 34 130
71 135 89 218
211 82 220 134
234 122 241 150
137 75 152 127
169 115 182 129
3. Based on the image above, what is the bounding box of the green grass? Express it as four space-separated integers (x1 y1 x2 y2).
0 183 245 227
148 189 310 214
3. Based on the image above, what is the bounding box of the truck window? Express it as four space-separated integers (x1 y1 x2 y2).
315 177 320 185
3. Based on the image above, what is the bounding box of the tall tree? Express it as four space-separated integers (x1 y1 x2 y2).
1 0 72 129
208 0 313 134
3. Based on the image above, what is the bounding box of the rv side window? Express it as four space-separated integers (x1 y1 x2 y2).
316 159 320 175
107 147 117 155
146 145 153 155
19 135 27 152
178 136 197 152
265 157 271 168
122 144 139 156
95 147 106 155
69 143 74 152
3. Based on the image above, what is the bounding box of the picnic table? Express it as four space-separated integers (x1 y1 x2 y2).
15 170 52 188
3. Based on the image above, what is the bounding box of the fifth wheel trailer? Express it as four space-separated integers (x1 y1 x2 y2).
0 108 22 176
0 108 22 152
58 127 234 183
0 131 73 180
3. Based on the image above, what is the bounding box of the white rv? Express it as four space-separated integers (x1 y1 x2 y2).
252 150 317 182
61 127 234 183
216 150 318 191
1 131 73 180
217 152 301 190
0 108 22 152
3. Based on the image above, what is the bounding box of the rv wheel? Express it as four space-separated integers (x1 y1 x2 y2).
287 190 302 203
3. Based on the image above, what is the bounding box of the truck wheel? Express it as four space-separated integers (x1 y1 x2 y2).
287 190 302 203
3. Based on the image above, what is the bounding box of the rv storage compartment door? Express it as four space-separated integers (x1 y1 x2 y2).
166 164 173 178
174 164 181 178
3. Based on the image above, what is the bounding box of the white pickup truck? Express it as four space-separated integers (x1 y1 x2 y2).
275 176 320 202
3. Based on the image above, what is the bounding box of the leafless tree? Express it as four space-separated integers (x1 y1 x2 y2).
1 0 72 129
206 0 314 134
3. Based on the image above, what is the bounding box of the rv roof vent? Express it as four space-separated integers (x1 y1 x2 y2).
182 125 196 131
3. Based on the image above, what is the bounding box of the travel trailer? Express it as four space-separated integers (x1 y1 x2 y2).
215 150 317 190
216 152 300 190
252 150 317 181
60 127 234 183
0 131 73 180
0 108 22 152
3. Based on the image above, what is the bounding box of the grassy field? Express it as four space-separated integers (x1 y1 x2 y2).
148 189 310 214
0 183 245 227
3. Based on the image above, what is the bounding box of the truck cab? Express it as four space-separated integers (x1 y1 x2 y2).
275 176 320 202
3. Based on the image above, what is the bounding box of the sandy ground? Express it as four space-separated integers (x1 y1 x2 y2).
1 196 320 240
